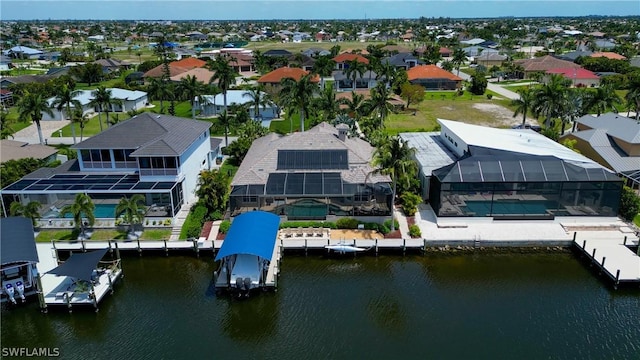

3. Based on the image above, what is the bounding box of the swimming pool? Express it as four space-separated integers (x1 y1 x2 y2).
461 200 558 217
42 203 119 219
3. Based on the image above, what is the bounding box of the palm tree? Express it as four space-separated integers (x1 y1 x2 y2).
312 55 336 89
146 77 172 114
242 85 274 121
451 48 466 76
280 74 319 132
511 88 534 126
371 136 416 232
10 200 41 227
344 59 367 91
176 74 206 119
90 86 123 131
625 80 640 122
115 194 146 235
340 91 368 122
208 55 238 117
71 108 91 141
532 74 569 128
218 111 233 147
0 109 15 139
16 90 54 145
51 83 82 144
60 193 95 239
588 84 621 116
366 82 395 128
314 86 340 124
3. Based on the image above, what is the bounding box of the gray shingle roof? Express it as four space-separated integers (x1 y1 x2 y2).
72 113 211 157
382 53 422 67
570 129 640 173
576 113 640 144
233 122 390 186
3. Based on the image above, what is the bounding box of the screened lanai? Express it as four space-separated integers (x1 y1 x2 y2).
230 172 392 219
429 154 623 218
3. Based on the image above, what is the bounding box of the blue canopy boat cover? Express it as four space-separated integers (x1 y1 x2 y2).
214 211 280 261
1 217 39 265
46 249 109 282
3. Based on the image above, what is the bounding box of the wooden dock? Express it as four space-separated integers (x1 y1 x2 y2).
52 238 213 257
573 234 640 288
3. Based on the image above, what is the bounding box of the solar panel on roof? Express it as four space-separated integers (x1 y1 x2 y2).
277 150 349 170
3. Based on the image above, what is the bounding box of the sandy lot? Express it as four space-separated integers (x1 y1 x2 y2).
330 229 383 240
472 103 540 127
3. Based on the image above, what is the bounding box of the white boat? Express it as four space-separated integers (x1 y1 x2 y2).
325 243 367 253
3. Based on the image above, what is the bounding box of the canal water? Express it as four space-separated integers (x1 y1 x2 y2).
2 252 639 359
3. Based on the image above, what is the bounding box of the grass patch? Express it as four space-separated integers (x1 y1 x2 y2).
633 214 640 227
220 159 239 178
56 113 103 138
5 107 33 134
149 100 193 118
269 113 313 134
36 228 171 242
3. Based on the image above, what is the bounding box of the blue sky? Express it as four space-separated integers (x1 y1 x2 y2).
2 1 639 20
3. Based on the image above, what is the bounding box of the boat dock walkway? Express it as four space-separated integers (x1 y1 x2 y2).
573 232 640 288
52 238 213 257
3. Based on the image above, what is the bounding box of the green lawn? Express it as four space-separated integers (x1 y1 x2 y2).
634 214 640 227
4 106 33 134
36 228 172 242
220 160 239 178
56 113 103 138
75 70 135 90
269 114 313 134
149 100 193 118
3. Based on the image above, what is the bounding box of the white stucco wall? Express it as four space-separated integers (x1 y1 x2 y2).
177 131 211 202
439 121 469 158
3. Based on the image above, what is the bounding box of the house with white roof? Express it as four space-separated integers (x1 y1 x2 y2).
195 90 278 121
42 88 148 121
401 119 622 218
2 46 43 60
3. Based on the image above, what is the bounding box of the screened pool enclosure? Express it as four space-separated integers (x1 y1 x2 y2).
429 154 623 218
230 172 392 219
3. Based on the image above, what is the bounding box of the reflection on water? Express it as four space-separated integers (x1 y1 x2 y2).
1 253 639 359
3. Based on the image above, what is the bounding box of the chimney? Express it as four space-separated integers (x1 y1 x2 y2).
336 123 349 142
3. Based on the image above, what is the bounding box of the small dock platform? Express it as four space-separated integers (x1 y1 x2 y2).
573 234 640 288
52 238 213 257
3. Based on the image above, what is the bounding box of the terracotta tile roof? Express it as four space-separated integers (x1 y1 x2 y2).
591 52 626 60
406 65 462 81
143 64 191 78
439 47 452 55
514 55 580 72
171 57 207 68
332 53 369 64
257 67 320 83
169 67 216 83
547 68 600 80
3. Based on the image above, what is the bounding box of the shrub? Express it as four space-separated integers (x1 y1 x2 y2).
219 220 231 234
409 224 422 238
336 218 359 229
363 222 379 231
179 204 207 239
401 192 422 216
486 93 493 100
383 219 400 230
619 186 640 221
379 224 390 235
152 220 157 226
163 219 172 226
145 220 149 226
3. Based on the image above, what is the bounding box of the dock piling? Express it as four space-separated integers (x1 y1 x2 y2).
573 232 577 242
623 236 627 245
81 239 86 253
164 239 168 256
137 238 142 256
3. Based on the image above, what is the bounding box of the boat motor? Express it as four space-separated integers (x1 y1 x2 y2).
235 277 244 291
15 281 25 302
4 284 16 304
243 277 252 298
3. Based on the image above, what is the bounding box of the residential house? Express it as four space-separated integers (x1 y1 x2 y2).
2 46 43 60
556 50 594 62
462 46 498 58
315 31 331 42
0 140 58 164
591 52 626 60
93 58 131 74
406 65 463 90
546 68 600 87
228 122 392 219
186 31 208 41
142 57 206 80
594 40 617 50
0 89 13 107
561 113 640 188
382 53 423 70
173 48 197 60
2 113 213 220
439 47 453 58
514 55 581 78
45 66 72 77
42 88 148 121
0 75 53 90
169 67 215 84
87 35 105 42
287 53 315 71
460 38 485 46
401 119 622 217
195 89 278 120
333 70 382 91
475 53 507 67
257 67 320 87
332 53 369 71
302 48 331 58
263 49 292 57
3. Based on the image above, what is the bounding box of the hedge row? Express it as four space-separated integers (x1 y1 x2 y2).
179 204 207 239
277 218 397 235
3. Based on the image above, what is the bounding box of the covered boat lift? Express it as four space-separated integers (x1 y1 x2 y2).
1 217 43 307
42 248 123 312
214 211 281 297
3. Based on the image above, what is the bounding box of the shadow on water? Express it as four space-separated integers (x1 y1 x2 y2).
219 293 278 344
